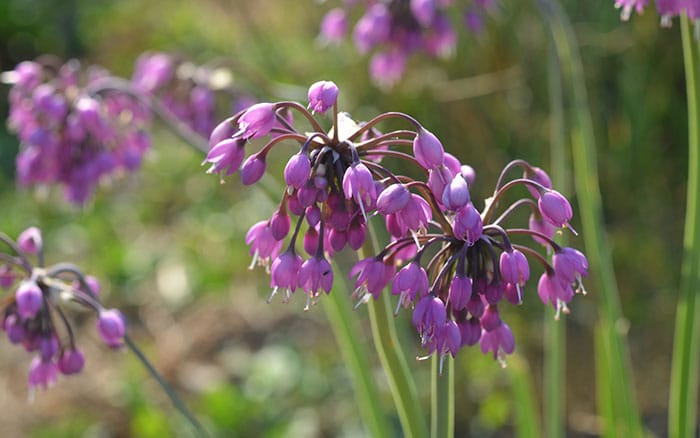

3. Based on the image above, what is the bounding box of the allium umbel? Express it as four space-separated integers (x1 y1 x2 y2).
206 82 587 366
0 227 127 390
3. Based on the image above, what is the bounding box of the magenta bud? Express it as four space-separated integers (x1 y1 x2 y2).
303 227 320 256
284 152 311 189
307 80 339 114
348 221 366 251
448 275 472 311
538 190 573 228
480 305 501 332
306 206 322 227
499 249 529 286
97 309 126 347
329 228 348 252
16 281 43 319
240 154 267 185
270 209 291 241
39 335 59 361
411 0 437 26
58 349 85 375
376 184 410 214
17 226 42 254
413 127 445 170
4 314 25 344
442 173 470 211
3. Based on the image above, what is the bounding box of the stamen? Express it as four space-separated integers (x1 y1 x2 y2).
249 250 260 270
267 286 278 303
304 294 311 312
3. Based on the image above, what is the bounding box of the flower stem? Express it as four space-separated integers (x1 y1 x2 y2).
322 267 392 438
669 15 700 438
362 225 428 438
430 355 454 438
535 0 643 435
123 334 209 437
545 37 568 438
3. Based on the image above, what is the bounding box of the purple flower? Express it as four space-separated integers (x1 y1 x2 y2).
392 261 429 312
28 357 58 390
413 295 446 344
499 249 529 303
16 280 43 319
537 272 574 319
97 309 126 348
442 173 470 211
350 257 394 303
369 50 406 89
236 103 277 140
284 152 311 189
203 138 246 177
453 203 483 245
524 166 552 199
353 4 391 53
480 321 515 365
377 184 411 214
17 226 42 255
411 0 437 26
553 247 588 293
240 153 267 185
298 256 334 302
246 221 284 269
413 127 445 170
58 349 85 375
320 8 347 43
529 212 556 246
538 189 573 228
270 209 291 241
458 317 482 347
342 161 377 218
270 249 303 300
308 80 339 114
448 274 472 311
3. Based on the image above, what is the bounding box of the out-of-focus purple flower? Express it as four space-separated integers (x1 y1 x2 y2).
97 309 126 348
353 4 391 53
58 349 85 375
320 8 348 43
614 0 649 21
17 227 42 255
369 50 407 89
16 280 43 319
28 357 58 390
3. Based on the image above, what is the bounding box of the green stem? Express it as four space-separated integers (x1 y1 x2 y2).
322 266 391 438
509 354 542 438
430 355 454 438
535 0 643 436
362 226 428 438
545 37 568 438
124 334 209 438
669 16 700 438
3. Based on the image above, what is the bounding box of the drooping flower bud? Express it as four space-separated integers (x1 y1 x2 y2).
16 281 43 319
17 227 42 255
97 309 126 348
538 189 573 228
307 81 339 114
413 127 445 170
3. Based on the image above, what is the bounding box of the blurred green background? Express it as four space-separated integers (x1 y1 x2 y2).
0 0 687 436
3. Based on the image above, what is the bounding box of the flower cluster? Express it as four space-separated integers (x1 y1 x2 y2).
5 58 151 204
319 0 496 87
0 227 126 391
614 0 699 25
205 80 587 365
132 52 247 138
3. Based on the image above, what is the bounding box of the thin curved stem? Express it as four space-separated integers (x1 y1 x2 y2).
124 334 209 438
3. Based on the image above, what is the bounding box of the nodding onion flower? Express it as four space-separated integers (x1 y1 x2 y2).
206 81 587 366
0 227 126 392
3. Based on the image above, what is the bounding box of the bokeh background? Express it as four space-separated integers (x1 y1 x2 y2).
0 0 688 436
